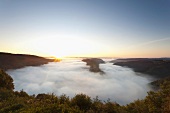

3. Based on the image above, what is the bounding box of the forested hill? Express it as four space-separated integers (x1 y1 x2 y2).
0 52 56 70
113 58 170 78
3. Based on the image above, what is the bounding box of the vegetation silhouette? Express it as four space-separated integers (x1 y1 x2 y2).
82 58 105 74
114 58 170 78
0 52 59 71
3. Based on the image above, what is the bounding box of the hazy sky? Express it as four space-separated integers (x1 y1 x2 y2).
0 0 170 58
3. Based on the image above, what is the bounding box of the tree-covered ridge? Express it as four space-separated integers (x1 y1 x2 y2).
114 59 170 78
0 52 59 71
0 69 170 113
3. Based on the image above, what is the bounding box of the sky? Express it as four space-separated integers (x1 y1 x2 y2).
0 0 170 58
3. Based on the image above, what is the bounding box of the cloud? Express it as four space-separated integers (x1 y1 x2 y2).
7 59 154 105
126 37 170 50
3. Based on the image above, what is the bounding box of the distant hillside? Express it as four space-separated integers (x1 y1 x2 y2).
114 58 170 78
0 52 56 70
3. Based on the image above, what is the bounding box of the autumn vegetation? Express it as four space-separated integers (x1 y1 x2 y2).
0 68 170 113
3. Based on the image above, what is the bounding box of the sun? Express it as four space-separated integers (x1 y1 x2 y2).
51 51 71 59
29 36 108 58
48 56 62 62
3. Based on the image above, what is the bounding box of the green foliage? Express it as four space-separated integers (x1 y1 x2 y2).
59 94 70 105
0 69 14 90
0 103 25 113
126 99 148 113
150 77 170 90
91 96 104 112
145 80 170 113
1 69 170 113
102 99 125 113
126 80 170 113
21 104 82 113
71 94 92 112
0 88 15 101
15 89 29 98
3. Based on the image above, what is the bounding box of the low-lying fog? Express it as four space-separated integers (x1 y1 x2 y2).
7 59 154 105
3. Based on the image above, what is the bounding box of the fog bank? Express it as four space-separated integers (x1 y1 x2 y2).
7 59 153 105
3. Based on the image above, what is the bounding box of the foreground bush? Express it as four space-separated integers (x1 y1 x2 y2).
0 68 170 113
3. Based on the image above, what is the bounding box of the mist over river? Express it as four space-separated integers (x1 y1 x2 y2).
7 59 154 105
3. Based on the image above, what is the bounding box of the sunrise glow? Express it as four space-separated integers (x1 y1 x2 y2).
0 0 170 58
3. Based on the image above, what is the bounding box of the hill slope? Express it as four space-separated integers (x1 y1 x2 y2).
0 52 55 70
114 58 170 78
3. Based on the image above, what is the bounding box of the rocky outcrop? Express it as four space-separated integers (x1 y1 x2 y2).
114 58 170 78
82 58 105 73
82 58 105 65
0 52 58 70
